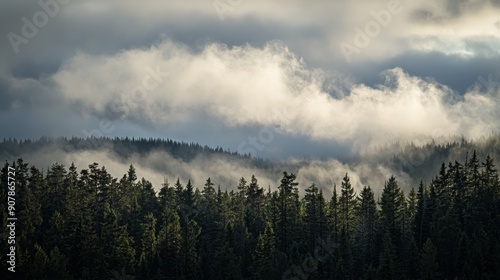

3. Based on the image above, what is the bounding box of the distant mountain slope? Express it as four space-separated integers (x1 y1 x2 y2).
2 135 500 195
361 135 500 184
1 136 240 160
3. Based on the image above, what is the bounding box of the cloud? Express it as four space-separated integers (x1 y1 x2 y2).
19 145 282 193
1 0 499 160
14 143 413 197
294 158 412 197
50 39 500 149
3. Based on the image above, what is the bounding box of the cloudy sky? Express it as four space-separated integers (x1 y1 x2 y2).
1 0 500 160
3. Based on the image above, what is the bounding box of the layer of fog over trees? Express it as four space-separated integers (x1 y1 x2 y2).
2 135 500 197
2 136 500 279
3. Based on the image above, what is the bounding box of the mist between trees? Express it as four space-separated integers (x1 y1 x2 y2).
1 137 500 279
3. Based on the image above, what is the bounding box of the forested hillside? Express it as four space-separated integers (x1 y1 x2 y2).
3 136 500 191
1 151 499 279
0 137 251 162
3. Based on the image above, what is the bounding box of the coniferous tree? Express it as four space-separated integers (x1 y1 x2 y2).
379 176 407 276
329 183 340 243
138 212 159 278
158 205 182 279
339 174 357 239
252 222 278 280
0 151 498 279
419 239 440 280
355 186 378 272
100 202 136 272
378 230 397 280
47 247 72 280
28 244 49 280
180 219 202 279
277 172 299 254
415 181 430 249
304 183 321 252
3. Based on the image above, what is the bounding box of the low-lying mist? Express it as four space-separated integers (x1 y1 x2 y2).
4 135 500 198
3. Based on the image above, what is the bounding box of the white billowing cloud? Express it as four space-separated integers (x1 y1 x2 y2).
2 0 499 77
51 39 500 148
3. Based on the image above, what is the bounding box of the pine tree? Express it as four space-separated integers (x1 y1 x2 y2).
419 239 440 280
252 222 277 280
47 247 72 280
355 186 378 270
339 174 357 239
158 205 182 279
407 188 417 235
45 163 68 219
329 183 340 243
199 178 225 279
180 219 202 279
379 176 407 276
29 244 49 280
415 181 430 249
138 212 159 277
2 150 500 279
246 175 265 238
277 172 300 253
380 176 405 243
18 160 43 269
138 178 159 220
43 210 64 252
100 202 135 271
378 230 397 280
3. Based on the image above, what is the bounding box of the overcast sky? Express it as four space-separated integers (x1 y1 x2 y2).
1 0 499 160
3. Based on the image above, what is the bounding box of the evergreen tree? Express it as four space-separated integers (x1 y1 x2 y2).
28 244 49 280
339 174 357 239
0 151 498 279
138 212 159 278
380 176 405 244
329 183 340 243
100 202 136 271
379 176 407 276
355 186 378 271
47 247 72 280
415 181 430 249
158 205 182 279
252 222 278 280
277 172 300 254
378 230 397 280
180 219 202 279
419 239 440 280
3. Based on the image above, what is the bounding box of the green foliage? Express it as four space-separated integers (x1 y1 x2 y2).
419 239 440 280
2 152 499 279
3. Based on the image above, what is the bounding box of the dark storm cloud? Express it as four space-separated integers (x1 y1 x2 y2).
341 51 500 93
410 0 500 22
0 0 499 159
